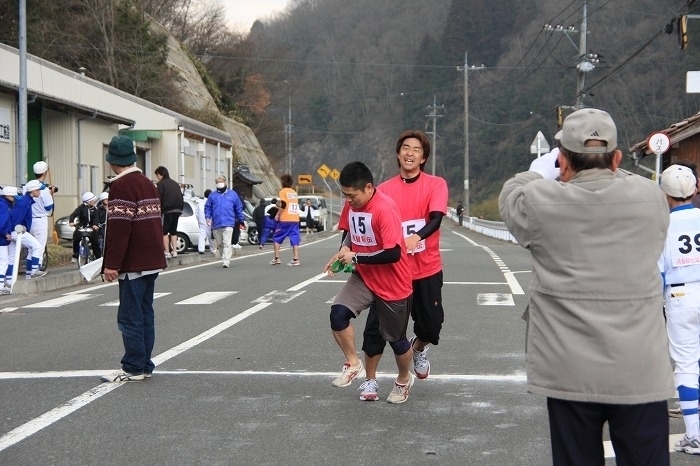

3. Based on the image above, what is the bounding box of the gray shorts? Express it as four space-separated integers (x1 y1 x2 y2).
333 273 411 342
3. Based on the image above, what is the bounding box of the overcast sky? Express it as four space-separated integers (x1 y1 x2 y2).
226 0 290 32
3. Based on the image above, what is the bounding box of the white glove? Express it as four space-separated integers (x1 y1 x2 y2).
529 147 561 180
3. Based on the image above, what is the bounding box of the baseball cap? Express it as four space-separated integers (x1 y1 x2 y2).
81 191 97 203
555 108 617 154
24 179 42 192
33 161 48 174
661 164 697 199
2 186 18 196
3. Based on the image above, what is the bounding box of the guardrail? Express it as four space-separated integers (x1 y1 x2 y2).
447 208 518 243
328 207 517 244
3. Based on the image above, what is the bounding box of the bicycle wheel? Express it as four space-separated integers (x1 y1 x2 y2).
77 239 91 267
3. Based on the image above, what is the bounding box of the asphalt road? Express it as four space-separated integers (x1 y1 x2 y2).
0 224 693 465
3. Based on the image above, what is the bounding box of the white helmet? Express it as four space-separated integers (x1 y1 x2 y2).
81 191 96 203
33 161 48 174
98 191 109 202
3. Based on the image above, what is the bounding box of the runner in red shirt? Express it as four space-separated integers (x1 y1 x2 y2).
324 161 415 403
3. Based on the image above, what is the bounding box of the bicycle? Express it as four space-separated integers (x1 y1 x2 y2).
76 227 95 267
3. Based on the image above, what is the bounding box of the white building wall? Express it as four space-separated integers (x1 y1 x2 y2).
0 93 16 186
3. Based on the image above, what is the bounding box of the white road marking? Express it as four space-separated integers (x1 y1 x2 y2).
252 290 305 303
0 301 272 453
100 292 170 307
287 272 329 291
0 307 19 313
175 291 237 305
24 294 100 308
477 293 515 306
0 369 527 382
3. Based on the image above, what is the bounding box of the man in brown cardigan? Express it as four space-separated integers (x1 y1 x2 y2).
100 135 167 383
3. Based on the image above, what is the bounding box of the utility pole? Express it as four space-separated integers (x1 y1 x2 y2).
544 1 599 111
457 52 485 219
18 0 28 186
425 95 444 175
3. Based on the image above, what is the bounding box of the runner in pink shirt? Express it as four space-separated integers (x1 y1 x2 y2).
324 161 415 403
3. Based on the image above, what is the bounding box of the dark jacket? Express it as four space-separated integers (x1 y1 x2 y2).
69 203 98 228
157 177 184 214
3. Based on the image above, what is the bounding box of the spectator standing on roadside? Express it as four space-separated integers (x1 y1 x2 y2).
100 135 167 383
455 201 464 226
0 187 11 294
196 189 214 255
499 108 674 465
155 166 184 258
324 161 415 404
355 130 447 401
658 164 700 455
270 174 301 266
27 161 56 270
252 198 266 242
300 198 317 235
4 184 46 286
96 191 108 256
260 198 279 249
204 176 244 268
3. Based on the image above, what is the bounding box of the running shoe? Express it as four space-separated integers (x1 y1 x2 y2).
358 379 380 401
100 371 146 382
287 259 300 266
387 373 415 404
269 258 281 265
331 361 365 387
675 435 700 455
410 336 430 379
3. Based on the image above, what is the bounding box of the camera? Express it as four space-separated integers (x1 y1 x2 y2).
48 185 58 193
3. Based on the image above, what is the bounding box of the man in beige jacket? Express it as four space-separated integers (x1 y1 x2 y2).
499 108 674 465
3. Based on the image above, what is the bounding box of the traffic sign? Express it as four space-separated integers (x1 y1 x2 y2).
647 132 670 155
317 164 331 178
530 131 550 156
297 174 312 185
330 169 340 181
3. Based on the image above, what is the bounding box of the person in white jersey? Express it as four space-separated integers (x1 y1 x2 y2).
659 164 700 456
26 161 56 269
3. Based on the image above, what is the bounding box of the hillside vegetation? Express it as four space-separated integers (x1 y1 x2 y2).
1 0 698 218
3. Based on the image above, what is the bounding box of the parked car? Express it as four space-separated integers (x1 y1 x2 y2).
55 198 251 254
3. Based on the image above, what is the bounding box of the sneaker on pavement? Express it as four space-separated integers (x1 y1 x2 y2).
331 361 366 387
171 251 177 257
100 370 146 382
144 373 152 379
675 435 700 455
31 270 48 279
387 373 415 404
0 287 10 295
165 252 172 258
70 258 77 263
410 336 430 379
287 259 300 267
358 379 380 401
269 258 281 265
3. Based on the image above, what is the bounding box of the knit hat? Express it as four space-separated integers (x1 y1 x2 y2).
555 108 617 154
24 179 42 193
106 135 137 166
661 164 697 199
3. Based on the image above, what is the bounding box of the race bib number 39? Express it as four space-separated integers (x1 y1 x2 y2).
349 212 377 246
671 230 700 267
403 219 426 253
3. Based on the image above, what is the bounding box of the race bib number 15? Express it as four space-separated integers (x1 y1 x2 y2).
349 212 377 246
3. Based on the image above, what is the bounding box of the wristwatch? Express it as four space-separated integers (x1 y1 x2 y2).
351 254 358 265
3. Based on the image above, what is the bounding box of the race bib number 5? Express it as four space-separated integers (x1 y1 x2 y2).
671 230 700 267
403 219 426 253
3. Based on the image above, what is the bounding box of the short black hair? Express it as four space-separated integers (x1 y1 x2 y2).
339 161 374 189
